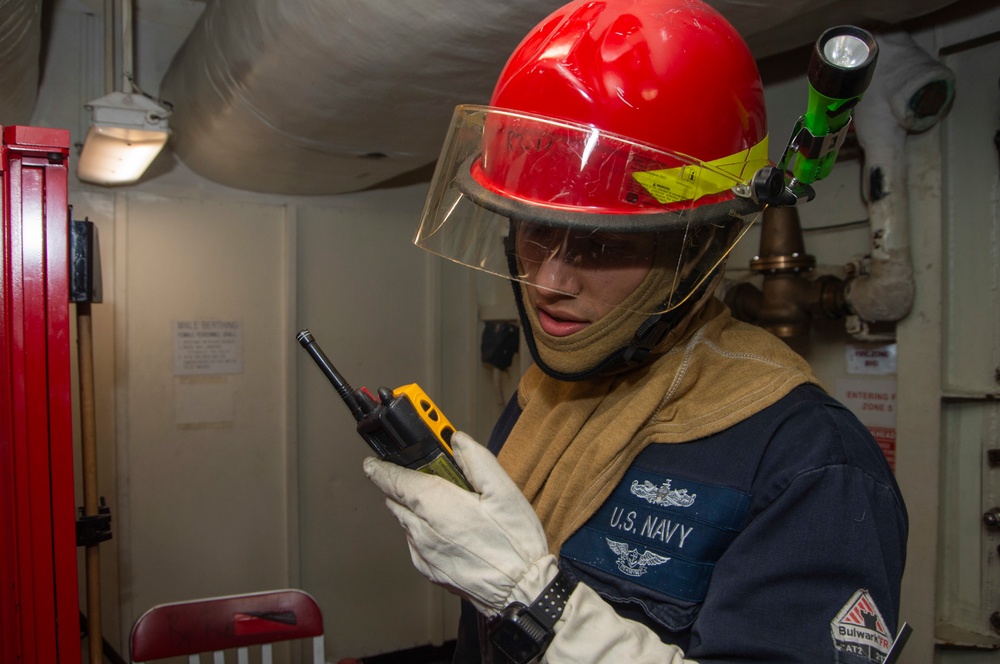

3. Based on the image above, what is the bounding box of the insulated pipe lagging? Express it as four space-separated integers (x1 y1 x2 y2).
846 30 954 322
0 0 41 123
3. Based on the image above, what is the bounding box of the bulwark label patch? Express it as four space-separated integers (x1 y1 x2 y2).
831 589 891 662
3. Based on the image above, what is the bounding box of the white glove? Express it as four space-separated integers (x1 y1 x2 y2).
543 582 696 664
365 432 697 663
363 431 558 617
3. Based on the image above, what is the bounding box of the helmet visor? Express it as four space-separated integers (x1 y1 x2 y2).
414 105 766 315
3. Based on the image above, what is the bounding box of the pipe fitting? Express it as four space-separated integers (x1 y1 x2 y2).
846 30 955 325
726 206 849 339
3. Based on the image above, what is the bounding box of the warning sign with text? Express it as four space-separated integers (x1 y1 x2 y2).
173 320 243 376
835 377 897 471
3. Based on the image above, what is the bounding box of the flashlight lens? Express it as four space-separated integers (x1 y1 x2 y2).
823 35 870 69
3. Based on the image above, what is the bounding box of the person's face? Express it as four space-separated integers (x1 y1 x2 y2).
515 224 656 337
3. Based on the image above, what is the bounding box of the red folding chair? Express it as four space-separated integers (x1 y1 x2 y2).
129 589 324 663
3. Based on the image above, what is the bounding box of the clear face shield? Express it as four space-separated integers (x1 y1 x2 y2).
414 105 768 316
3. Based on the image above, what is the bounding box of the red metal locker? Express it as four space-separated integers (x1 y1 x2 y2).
1 125 81 664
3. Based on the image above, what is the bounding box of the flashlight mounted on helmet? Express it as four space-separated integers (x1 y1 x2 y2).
753 26 879 207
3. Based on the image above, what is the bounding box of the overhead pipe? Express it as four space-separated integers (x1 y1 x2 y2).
158 0 563 195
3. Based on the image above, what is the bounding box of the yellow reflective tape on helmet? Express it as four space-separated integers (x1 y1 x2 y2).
632 137 770 205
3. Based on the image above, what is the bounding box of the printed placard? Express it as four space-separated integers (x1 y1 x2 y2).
174 320 243 376
835 377 897 470
846 344 897 375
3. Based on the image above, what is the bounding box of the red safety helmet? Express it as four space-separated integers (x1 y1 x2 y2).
472 0 768 219
415 0 769 318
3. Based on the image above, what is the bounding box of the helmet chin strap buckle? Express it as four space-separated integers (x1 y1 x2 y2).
623 313 671 366
623 275 715 367
622 344 651 366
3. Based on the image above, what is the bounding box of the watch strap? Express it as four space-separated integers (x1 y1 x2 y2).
489 569 579 664
526 568 577 629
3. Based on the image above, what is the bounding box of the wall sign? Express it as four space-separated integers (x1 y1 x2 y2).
845 343 897 375
835 377 897 471
173 320 243 376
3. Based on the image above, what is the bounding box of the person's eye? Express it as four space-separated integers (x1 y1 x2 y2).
593 240 633 261
522 226 555 245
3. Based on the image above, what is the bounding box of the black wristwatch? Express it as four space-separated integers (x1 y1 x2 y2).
489 570 578 664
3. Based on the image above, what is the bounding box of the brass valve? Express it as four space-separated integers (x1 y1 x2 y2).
726 206 849 339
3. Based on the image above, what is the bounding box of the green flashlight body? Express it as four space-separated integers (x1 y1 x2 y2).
793 88 858 184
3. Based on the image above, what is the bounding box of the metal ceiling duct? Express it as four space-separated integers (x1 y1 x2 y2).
0 0 41 125
159 0 565 195
159 0 962 196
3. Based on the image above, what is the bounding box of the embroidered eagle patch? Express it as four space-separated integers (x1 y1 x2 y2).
606 538 671 577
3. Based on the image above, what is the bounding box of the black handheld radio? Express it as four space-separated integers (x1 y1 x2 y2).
297 329 472 490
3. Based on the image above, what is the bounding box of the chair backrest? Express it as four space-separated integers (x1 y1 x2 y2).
130 588 324 663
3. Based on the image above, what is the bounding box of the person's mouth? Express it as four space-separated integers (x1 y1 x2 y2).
536 307 589 337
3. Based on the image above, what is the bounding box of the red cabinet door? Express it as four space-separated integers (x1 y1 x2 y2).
1 125 80 664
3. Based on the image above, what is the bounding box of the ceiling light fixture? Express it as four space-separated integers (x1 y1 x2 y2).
77 91 169 185
76 0 171 186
